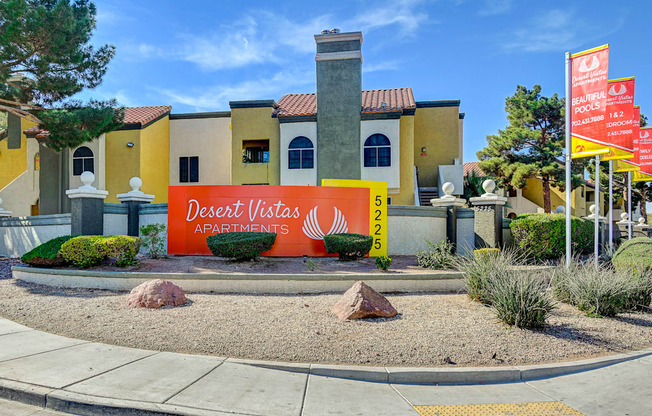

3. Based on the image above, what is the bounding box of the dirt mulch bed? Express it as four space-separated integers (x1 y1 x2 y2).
1 257 651 368
81 254 431 275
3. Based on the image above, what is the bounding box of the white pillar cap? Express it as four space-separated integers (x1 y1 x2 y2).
65 172 109 199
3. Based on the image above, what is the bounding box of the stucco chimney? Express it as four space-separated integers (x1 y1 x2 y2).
314 31 363 182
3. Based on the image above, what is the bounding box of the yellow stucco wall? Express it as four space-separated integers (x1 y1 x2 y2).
231 107 280 185
0 118 34 190
521 178 606 216
104 129 141 203
140 116 170 202
393 115 415 205
413 106 460 187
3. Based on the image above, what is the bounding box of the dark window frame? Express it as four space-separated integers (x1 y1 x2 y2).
179 156 199 183
72 146 94 175
363 134 391 167
288 136 314 169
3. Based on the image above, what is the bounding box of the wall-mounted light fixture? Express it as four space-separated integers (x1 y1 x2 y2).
126 142 134 148
421 146 427 156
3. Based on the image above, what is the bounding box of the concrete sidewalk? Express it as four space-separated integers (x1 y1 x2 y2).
0 317 651 416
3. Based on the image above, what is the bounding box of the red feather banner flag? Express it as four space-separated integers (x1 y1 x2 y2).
570 45 610 159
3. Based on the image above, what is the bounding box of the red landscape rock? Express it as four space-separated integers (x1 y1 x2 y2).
127 279 187 309
332 281 397 320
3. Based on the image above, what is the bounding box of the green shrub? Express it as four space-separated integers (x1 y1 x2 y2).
206 232 276 261
623 272 652 312
474 248 499 258
552 262 640 317
375 255 392 271
612 237 652 273
140 223 167 259
323 233 372 260
416 240 455 270
488 272 555 328
60 235 141 268
102 235 141 267
510 213 592 261
20 235 76 268
456 248 524 304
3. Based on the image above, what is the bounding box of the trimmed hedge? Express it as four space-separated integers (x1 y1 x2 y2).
20 235 76 268
206 232 276 261
60 235 141 268
323 233 372 260
612 237 652 273
510 213 592 261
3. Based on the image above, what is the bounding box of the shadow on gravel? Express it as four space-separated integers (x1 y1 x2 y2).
539 323 615 349
614 314 652 327
12 279 124 298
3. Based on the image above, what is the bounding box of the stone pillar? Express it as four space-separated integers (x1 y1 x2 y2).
430 182 465 253
0 198 12 218
585 204 607 249
470 180 508 249
616 212 634 239
66 171 108 235
117 177 155 237
633 217 650 238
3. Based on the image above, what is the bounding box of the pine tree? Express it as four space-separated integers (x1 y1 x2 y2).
0 0 124 150
477 85 584 213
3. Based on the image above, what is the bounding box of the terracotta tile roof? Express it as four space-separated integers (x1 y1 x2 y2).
22 106 172 138
123 106 172 126
23 125 49 139
275 94 316 117
463 162 486 177
274 88 416 117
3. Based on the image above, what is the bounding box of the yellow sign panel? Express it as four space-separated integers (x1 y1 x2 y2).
321 179 387 257
613 159 640 172
571 136 610 159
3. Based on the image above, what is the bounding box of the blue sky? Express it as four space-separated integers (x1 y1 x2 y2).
84 0 652 163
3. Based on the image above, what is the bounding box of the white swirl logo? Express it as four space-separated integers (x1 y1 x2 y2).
608 84 626 96
578 56 599 73
641 130 650 139
302 206 349 240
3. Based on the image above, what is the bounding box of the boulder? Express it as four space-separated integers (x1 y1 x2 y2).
332 281 397 320
127 279 187 309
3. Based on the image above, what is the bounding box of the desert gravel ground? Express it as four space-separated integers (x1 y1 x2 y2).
1 257 651 367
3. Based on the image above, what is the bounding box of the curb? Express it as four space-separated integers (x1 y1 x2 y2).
231 347 652 384
0 345 650 416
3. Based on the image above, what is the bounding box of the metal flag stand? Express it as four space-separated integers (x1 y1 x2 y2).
594 155 600 267
565 52 572 268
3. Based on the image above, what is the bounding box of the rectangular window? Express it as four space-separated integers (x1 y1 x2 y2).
179 156 199 183
377 147 391 167
508 188 517 197
73 159 83 176
288 150 301 169
243 140 270 164
364 148 376 167
73 158 94 175
301 149 314 169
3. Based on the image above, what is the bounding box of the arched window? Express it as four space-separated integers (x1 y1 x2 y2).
288 136 314 169
364 134 391 167
72 146 94 175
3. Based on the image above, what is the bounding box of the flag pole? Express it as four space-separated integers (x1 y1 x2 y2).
595 155 600 267
628 171 632 239
565 52 572 267
609 160 613 252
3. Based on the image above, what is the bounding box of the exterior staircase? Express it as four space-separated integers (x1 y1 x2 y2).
419 187 438 206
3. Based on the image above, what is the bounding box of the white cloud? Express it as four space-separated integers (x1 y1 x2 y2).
363 60 402 73
478 0 512 16
155 70 314 111
348 0 429 37
121 3 430 71
500 9 624 53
